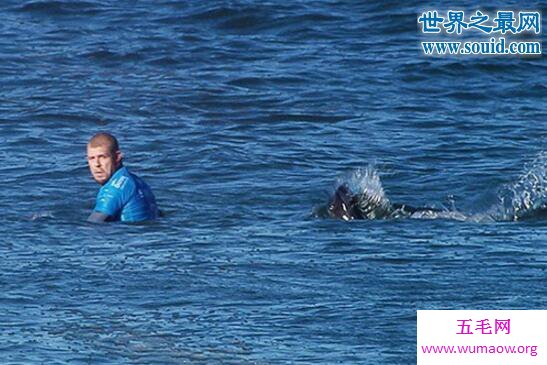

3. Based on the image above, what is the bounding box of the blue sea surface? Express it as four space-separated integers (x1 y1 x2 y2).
0 0 546 363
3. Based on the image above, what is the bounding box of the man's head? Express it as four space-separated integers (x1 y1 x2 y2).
87 132 123 185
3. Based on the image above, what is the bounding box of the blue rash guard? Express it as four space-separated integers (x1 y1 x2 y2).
93 166 159 222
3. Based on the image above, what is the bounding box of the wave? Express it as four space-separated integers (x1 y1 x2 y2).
16 0 103 16
30 210 54 221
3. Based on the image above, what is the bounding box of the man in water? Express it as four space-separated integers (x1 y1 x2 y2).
328 183 438 220
87 132 159 223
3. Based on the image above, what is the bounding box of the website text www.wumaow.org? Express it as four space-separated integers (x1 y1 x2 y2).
421 344 538 357
422 37 541 56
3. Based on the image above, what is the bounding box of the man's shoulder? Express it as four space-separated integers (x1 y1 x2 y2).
126 169 154 190
100 168 136 194
110 173 132 190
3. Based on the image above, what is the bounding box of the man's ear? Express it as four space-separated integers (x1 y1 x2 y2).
115 150 124 166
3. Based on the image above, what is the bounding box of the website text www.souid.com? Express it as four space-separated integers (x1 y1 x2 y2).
421 37 541 55
421 344 538 357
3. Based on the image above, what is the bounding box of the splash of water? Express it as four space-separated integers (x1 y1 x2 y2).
320 154 547 223
491 152 547 221
336 166 391 212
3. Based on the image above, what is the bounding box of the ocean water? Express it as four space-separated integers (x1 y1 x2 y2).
0 0 546 363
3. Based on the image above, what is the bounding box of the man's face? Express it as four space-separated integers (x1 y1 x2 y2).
87 144 122 185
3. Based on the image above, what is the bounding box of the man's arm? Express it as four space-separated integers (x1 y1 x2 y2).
87 211 110 223
90 183 125 223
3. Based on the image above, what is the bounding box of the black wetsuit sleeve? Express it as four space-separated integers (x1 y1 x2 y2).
87 211 110 223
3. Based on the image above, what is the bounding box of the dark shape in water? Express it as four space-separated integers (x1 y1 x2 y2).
328 184 439 220
327 184 362 221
